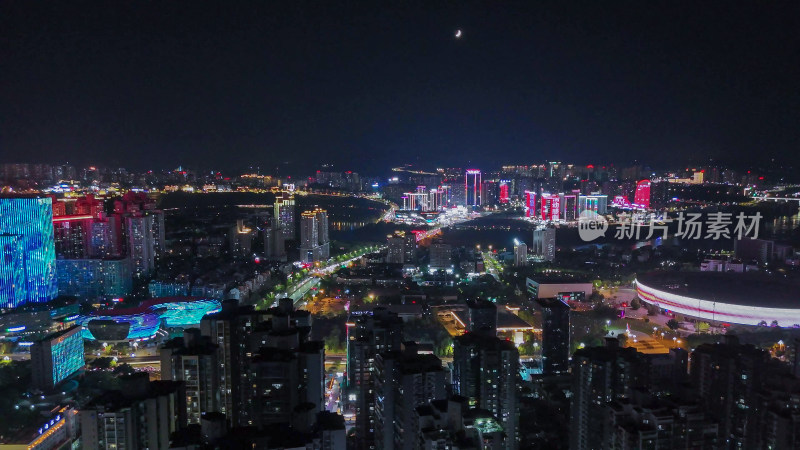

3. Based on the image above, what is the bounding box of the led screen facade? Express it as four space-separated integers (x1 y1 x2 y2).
0 197 58 307
51 327 85 386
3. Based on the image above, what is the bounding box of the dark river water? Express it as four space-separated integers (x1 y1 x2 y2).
158 192 390 242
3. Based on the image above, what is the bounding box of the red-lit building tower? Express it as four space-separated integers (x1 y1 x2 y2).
51 194 113 259
540 194 561 221
634 179 651 209
525 191 537 218
499 180 510 204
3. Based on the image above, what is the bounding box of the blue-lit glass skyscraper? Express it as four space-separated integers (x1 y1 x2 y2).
0 197 58 307
0 235 26 304
31 325 85 389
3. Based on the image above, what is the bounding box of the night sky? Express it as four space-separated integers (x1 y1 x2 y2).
2 2 799 172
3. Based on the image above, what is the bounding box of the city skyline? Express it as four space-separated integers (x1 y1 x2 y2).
2 3 800 449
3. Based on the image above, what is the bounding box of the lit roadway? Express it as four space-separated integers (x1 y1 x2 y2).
325 374 342 413
380 202 398 222
414 226 444 242
312 248 385 277
481 251 502 281
411 212 487 242
288 277 321 306
115 355 161 367
288 247 387 308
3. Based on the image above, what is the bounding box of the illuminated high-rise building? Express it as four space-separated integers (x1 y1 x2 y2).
244 299 326 431
114 192 166 258
466 298 497 335
386 231 416 264
31 325 85 390
262 226 273 257
56 258 133 299
299 208 330 263
150 210 166 256
346 308 404 450
402 187 429 211
570 339 646 450
53 216 92 259
481 180 500 206
315 170 345 188
161 329 220 425
400 194 411 210
428 188 443 211
532 226 556 262
452 333 519 449
52 194 124 259
524 191 537 218
439 185 452 207
88 216 121 258
578 194 608 215
229 219 254 259
547 161 564 180
465 170 481 207
374 345 447 450
0 235 26 306
536 298 570 375
315 208 330 259
300 211 319 263
274 192 296 240
50 195 132 300
634 179 651 209
540 194 561 221
81 374 186 450
200 300 270 427
559 193 577 221
690 336 769 448
513 239 528 266
0 197 58 307
499 180 510 204
429 242 452 270
74 193 104 217
247 341 326 429
125 214 155 278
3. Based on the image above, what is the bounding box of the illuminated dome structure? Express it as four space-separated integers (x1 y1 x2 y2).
77 297 221 341
636 272 800 327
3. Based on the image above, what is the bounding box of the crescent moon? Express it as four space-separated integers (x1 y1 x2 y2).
455 29 462 38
